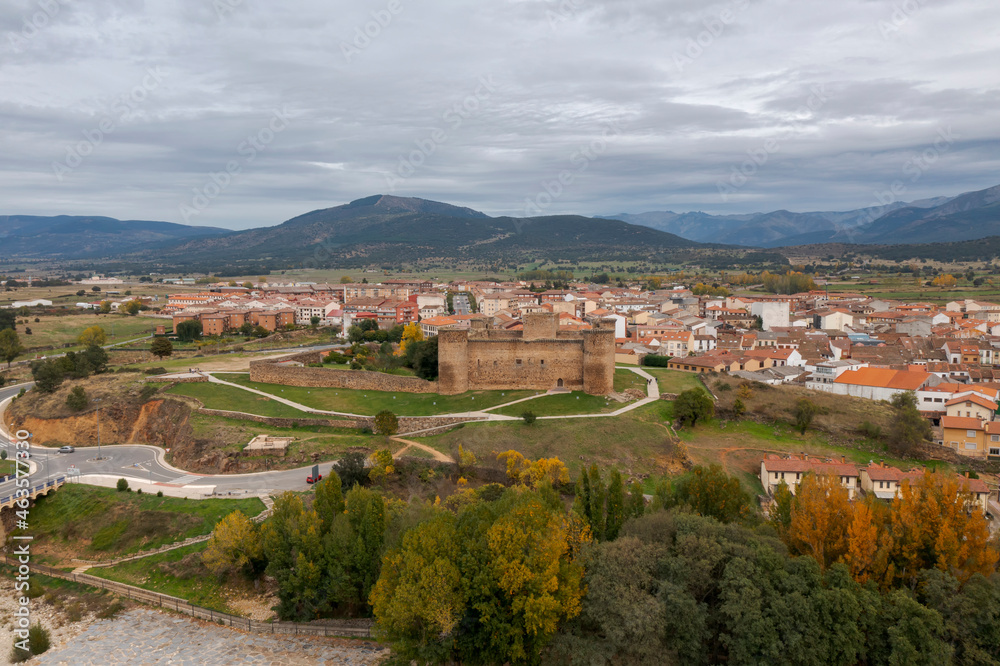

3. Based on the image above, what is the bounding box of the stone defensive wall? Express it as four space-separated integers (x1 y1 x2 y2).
249 351 439 394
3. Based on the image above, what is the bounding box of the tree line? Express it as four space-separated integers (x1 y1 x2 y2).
202 456 1000 665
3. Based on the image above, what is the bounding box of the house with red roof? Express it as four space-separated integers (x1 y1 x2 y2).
760 454 860 498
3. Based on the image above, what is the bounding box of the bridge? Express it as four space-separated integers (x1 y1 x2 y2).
0 476 66 510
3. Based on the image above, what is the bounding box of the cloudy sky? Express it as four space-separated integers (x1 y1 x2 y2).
1 0 998 229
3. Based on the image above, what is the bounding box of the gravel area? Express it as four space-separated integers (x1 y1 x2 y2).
32 608 388 665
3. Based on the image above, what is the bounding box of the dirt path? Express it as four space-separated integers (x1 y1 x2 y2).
390 437 453 463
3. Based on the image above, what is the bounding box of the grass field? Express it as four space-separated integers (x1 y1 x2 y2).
416 402 680 477
90 542 236 614
219 373 535 416
639 368 707 394
20 484 264 563
613 367 648 392
491 391 621 417
12 314 159 360
166 382 315 418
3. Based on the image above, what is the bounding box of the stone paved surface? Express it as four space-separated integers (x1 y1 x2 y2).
33 609 388 665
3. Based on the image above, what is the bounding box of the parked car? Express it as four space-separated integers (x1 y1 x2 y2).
58 446 75 453
306 464 322 484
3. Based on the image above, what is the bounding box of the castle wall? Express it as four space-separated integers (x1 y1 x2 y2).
465 339 586 391
249 353 438 393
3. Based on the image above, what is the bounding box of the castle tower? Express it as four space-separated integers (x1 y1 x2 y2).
436 327 469 395
582 320 615 395
522 312 558 340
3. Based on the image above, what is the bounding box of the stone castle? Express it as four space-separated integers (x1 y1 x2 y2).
437 312 616 395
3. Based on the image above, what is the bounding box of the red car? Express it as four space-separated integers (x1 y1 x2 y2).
307 465 322 484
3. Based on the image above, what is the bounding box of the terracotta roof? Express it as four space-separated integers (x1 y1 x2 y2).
945 394 998 410
864 464 904 482
941 416 986 431
835 367 929 390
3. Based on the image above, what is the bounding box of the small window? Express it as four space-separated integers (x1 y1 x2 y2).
990 447 1000 456
965 442 978 450
992 435 999 442
516 359 522 366
540 359 545 366
968 430 978 437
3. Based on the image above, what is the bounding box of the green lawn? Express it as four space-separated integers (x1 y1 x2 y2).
492 391 621 417
638 368 706 394
21 484 264 561
91 542 237 615
613 367 648 393
219 373 535 416
165 382 314 418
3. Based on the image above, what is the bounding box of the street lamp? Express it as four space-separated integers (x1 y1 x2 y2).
93 397 104 460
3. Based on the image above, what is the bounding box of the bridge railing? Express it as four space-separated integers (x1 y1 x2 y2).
0 476 66 510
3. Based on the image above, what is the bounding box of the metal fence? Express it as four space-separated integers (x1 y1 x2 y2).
8 557 373 638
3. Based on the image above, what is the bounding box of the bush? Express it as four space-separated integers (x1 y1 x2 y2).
27 624 50 655
859 420 883 439
336 452 370 489
66 386 88 412
715 381 731 391
116 478 129 492
521 410 537 425
673 388 715 427
157 490 163 497
144 367 168 375
641 354 672 367
374 410 399 436
136 488 142 494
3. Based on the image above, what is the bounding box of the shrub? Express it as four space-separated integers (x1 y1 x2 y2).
715 381 731 391
144 367 168 375
136 488 142 494
156 491 163 497
66 386 88 412
336 452 370 489
859 420 883 439
374 410 399 436
521 410 537 425
116 478 129 492
28 624 50 655
642 354 673 367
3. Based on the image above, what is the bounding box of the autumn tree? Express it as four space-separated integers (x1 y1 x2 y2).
367 449 395 483
77 325 107 347
396 322 424 357
372 487 589 664
787 472 852 569
203 510 264 579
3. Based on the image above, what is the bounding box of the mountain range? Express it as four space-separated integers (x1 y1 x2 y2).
0 196 708 269
604 183 1000 247
2 183 998 269
0 215 229 258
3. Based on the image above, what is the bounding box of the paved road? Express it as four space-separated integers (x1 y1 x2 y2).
0 383 327 497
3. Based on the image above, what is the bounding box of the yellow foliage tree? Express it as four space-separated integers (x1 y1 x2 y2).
932 274 958 288
496 451 569 488
368 449 396 482
78 325 107 347
202 510 263 578
396 322 424 356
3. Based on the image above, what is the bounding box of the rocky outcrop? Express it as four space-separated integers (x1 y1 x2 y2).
9 398 194 449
